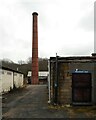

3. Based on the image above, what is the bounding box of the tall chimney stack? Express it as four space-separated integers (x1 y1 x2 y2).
32 12 39 84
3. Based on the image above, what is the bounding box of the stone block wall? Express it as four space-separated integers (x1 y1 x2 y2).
50 60 96 105
58 63 72 104
50 62 72 104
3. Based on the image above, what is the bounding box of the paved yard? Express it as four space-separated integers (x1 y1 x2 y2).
2 85 96 118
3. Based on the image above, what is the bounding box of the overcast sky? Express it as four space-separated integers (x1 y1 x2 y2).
0 0 95 63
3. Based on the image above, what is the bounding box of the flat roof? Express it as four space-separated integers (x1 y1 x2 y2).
50 56 96 63
27 71 49 77
0 66 23 74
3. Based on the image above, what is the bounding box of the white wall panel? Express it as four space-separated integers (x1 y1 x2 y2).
2 70 13 92
0 68 24 93
14 73 23 88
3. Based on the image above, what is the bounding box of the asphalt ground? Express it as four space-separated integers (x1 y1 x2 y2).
2 85 96 118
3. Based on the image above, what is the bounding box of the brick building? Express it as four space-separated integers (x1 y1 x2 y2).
48 53 96 105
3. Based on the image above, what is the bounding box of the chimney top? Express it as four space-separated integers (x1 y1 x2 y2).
32 12 38 16
92 53 96 56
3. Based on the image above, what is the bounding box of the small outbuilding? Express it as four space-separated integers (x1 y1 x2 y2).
0 66 24 93
27 71 49 84
48 53 96 105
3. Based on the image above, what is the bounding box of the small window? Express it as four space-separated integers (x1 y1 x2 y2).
2 71 4 74
20 74 22 77
0 70 2 74
7 72 12 75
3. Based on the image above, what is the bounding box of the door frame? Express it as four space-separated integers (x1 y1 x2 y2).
72 72 92 105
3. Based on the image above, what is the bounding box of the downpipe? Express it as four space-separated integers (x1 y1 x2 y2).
48 59 51 103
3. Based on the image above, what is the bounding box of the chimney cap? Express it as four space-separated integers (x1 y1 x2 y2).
32 12 38 16
92 53 96 56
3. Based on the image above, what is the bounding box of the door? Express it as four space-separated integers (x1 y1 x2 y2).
72 73 92 104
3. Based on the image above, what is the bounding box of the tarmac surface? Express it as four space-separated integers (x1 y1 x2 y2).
2 85 96 118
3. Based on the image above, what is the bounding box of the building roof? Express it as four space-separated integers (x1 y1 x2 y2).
0 66 23 74
39 71 49 77
27 71 49 77
50 55 96 63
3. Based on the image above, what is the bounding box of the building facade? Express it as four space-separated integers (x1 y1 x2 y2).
0 67 24 93
49 54 96 105
27 71 49 84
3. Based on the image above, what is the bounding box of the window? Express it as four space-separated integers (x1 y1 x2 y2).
7 72 12 75
20 74 22 77
0 70 4 74
2 71 4 74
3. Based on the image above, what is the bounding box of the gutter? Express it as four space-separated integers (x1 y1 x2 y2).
48 59 51 103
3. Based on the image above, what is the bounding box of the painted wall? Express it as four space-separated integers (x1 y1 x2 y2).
0 68 24 93
14 72 23 88
0 69 2 93
1 69 13 93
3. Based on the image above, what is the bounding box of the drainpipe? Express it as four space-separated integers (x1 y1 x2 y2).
54 53 58 104
13 72 14 89
48 59 51 103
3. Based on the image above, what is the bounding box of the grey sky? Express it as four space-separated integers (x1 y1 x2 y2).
0 0 95 63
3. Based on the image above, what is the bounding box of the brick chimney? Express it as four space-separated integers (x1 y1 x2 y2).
32 12 39 84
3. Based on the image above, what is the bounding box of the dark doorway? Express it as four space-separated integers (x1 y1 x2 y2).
72 73 92 105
